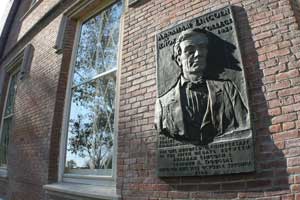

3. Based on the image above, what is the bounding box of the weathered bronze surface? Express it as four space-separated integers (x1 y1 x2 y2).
155 6 255 176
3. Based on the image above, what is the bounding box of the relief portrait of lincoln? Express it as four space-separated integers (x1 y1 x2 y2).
155 28 248 145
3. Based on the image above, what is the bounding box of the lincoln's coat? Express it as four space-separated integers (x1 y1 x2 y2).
155 78 248 145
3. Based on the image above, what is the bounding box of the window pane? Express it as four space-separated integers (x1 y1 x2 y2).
4 72 18 116
0 118 12 167
73 1 122 86
65 73 116 176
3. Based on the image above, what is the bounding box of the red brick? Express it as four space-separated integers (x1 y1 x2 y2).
271 13 285 21
267 48 291 59
268 99 281 108
292 77 300 86
258 54 267 62
286 138 300 148
288 157 300 167
283 122 296 131
269 80 292 92
272 130 299 141
280 96 294 106
263 75 276 84
278 86 300 97
285 103 300 114
295 175 300 184
268 107 281 116
275 141 285 149
291 184 300 192
257 44 278 54
288 167 300 174
297 120 300 128
255 31 273 41
263 65 287 76
269 124 282 133
271 113 297 124
276 69 300 81
266 91 278 100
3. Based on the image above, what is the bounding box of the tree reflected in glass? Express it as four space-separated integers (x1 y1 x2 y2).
73 2 122 86
67 76 115 171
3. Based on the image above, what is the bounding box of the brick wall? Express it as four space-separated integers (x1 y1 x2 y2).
6 15 63 200
18 0 61 40
117 0 300 199
0 0 300 199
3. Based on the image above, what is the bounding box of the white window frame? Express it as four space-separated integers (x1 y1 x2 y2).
58 0 124 187
0 63 20 177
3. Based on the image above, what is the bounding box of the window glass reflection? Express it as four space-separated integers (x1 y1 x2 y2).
73 2 122 86
65 74 116 175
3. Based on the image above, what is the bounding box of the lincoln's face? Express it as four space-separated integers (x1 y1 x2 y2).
178 33 208 82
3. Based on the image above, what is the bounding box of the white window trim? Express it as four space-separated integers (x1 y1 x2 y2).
54 0 124 190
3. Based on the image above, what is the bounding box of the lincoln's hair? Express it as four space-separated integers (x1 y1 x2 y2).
172 28 209 67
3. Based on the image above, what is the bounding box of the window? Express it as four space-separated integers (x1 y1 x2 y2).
0 69 19 168
63 1 122 177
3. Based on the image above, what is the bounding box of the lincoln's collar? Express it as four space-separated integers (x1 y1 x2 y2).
180 75 206 87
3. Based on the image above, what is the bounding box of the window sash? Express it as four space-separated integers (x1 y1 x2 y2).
65 74 116 174
71 68 116 89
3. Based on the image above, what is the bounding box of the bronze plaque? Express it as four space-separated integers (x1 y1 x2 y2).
155 6 255 176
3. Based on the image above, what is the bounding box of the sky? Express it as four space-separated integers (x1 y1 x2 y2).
0 0 11 34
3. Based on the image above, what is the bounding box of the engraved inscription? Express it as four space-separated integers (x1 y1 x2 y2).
157 7 234 50
158 138 254 176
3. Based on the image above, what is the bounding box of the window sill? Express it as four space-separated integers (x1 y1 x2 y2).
44 182 119 200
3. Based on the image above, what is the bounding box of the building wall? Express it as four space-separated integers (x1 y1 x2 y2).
0 0 300 199
117 0 300 199
0 0 75 200
18 0 61 40
3 0 31 56
7 15 63 200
